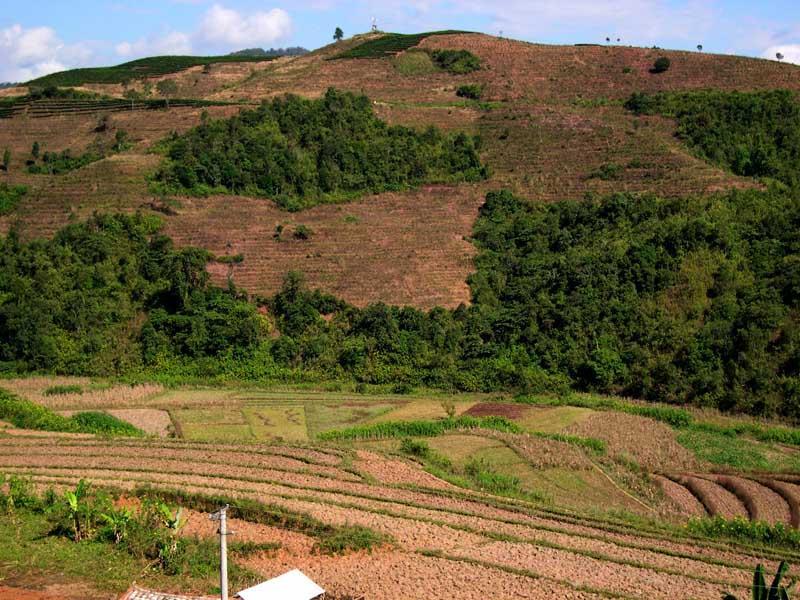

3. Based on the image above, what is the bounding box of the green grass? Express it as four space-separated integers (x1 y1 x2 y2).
317 415 521 441
313 524 389 555
676 428 800 472
0 183 27 215
0 509 154 593
332 31 470 59
393 50 438 76
27 55 274 86
688 516 800 551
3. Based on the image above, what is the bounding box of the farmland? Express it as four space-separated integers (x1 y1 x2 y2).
5 380 800 597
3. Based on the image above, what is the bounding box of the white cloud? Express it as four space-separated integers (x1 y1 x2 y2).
116 31 193 58
762 44 800 65
197 4 292 47
0 24 93 82
115 4 292 59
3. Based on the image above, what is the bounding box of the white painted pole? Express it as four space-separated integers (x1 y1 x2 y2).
220 506 229 600
211 505 230 600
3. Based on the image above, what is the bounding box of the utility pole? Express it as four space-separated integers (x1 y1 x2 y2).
210 505 230 600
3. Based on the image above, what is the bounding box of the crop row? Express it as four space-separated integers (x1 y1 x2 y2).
3 446 795 566
5 466 759 599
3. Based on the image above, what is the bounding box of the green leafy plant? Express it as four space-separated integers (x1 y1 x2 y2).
0 183 27 215
429 49 481 74
456 84 483 100
399 437 430 457
723 562 794 600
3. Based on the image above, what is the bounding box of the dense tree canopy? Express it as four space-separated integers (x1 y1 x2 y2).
155 88 487 210
0 214 264 374
626 90 800 186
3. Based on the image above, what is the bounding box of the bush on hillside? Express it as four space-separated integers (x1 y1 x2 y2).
651 56 671 73
429 49 481 74
0 183 27 215
456 84 483 100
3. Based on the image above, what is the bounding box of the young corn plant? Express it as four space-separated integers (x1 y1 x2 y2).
723 562 794 600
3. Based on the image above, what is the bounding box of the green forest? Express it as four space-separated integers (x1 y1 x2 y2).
625 89 800 186
155 88 487 210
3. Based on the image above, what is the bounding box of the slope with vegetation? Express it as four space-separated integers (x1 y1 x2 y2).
27 54 276 87
154 88 486 210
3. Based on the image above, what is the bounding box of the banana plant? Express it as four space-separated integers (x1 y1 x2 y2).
63 480 91 541
100 508 132 544
723 561 794 600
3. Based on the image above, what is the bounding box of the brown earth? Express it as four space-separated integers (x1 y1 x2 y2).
6 431 791 599
464 402 530 419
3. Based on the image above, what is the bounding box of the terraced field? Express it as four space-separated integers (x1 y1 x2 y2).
3 431 798 599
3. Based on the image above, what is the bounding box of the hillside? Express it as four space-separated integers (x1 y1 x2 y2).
2 33 799 307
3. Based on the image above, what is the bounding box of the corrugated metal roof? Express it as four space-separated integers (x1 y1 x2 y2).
236 570 324 600
118 587 218 600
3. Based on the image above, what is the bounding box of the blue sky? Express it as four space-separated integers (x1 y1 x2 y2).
1 1 798 81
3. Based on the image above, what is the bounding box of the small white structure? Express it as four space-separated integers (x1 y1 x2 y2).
236 569 325 600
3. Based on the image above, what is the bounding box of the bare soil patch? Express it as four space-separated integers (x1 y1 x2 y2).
652 474 706 518
464 402 530 420
353 450 454 489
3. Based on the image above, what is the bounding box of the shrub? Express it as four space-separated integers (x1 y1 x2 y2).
392 382 414 394
465 458 521 494
456 84 483 100
71 411 144 436
588 162 623 180
429 49 481 74
399 437 430 457
43 384 84 396
651 56 671 73
313 524 388 555
0 389 142 436
293 225 313 240
688 516 800 550
0 183 27 215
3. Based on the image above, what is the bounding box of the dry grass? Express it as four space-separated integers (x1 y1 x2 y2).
1 377 164 410
566 412 699 472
